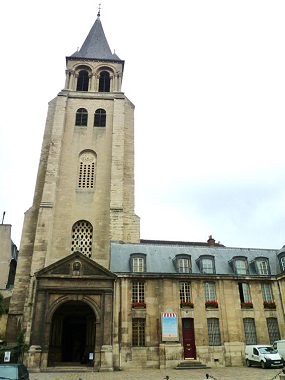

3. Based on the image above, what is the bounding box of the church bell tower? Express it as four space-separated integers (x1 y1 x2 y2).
6 11 140 371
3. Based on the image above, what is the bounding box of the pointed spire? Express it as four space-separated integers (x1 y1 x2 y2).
70 11 121 61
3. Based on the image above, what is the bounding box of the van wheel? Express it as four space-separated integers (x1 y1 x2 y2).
246 359 251 367
261 361 266 369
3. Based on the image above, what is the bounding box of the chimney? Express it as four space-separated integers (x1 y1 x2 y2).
207 235 215 247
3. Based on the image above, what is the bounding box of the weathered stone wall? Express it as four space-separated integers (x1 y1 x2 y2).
112 275 285 369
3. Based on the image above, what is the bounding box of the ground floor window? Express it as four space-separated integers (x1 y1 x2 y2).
243 318 257 345
132 318 145 346
207 318 221 346
267 318 280 344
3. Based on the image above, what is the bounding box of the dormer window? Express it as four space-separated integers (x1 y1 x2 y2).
196 255 215 274
229 256 248 275
251 257 270 275
173 254 191 273
278 250 285 273
130 253 146 273
235 260 248 274
281 256 285 272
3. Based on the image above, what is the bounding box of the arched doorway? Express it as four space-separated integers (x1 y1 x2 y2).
48 301 96 366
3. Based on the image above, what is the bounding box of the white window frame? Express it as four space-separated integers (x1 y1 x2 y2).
261 283 273 302
204 282 216 301
202 258 214 274
178 258 190 273
133 257 145 273
256 260 269 275
179 282 191 302
235 259 247 275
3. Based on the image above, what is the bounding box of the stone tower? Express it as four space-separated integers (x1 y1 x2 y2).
6 12 140 371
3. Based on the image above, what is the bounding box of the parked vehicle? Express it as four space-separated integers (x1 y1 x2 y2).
0 363 29 380
245 345 284 369
273 340 285 359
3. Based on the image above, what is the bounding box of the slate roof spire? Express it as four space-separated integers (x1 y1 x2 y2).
70 11 121 61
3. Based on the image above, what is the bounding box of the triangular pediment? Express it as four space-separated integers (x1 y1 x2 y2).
35 252 116 280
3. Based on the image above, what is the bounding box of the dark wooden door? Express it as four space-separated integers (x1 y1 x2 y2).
182 318 196 359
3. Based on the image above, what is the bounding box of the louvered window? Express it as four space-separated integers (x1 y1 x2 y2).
78 151 96 189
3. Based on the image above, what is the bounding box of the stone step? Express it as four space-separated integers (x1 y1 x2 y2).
175 360 210 370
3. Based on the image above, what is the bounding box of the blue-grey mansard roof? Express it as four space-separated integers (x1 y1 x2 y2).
110 240 283 276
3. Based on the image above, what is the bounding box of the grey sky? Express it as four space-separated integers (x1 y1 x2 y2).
1 0 285 249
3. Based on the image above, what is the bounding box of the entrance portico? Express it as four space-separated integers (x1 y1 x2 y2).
27 252 116 371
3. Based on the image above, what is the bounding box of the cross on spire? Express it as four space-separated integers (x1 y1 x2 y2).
97 3 101 17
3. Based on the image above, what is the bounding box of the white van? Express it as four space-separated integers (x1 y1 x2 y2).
273 340 285 359
245 345 284 369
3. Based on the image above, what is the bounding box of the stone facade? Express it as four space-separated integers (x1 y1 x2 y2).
109 240 285 369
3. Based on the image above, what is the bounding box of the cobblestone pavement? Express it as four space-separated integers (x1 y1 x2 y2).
29 366 285 380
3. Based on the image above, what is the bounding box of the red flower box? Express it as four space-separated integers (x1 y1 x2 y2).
132 301 146 309
205 300 218 308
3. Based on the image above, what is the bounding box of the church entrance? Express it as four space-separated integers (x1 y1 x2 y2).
48 300 96 366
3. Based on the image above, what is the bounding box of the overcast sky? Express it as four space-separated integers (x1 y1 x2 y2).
1 0 285 249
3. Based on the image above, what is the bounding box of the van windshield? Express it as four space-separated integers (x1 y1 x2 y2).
259 347 278 354
0 366 17 379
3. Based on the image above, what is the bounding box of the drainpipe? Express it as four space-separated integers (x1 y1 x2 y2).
119 277 122 369
277 279 285 322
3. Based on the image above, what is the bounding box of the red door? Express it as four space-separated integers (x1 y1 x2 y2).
182 318 196 359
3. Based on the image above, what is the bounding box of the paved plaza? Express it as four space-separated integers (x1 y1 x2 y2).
29 366 284 380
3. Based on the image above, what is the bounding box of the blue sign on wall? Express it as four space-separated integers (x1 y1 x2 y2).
161 312 178 340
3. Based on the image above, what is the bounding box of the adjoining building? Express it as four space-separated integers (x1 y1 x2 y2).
0 223 18 335
4 11 285 372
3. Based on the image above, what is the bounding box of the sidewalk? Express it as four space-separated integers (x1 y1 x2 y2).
29 366 284 380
